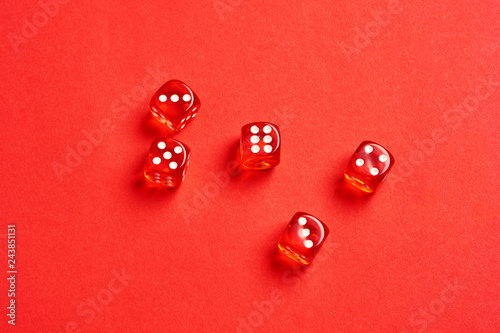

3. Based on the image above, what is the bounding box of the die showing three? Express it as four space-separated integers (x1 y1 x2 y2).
344 141 395 193
150 79 200 132
278 212 329 265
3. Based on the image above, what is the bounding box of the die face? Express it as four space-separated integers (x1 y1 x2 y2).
344 141 394 193
150 80 200 132
278 212 329 265
144 138 190 187
240 122 281 170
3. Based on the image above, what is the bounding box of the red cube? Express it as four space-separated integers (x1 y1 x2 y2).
149 80 200 132
278 212 329 265
240 122 281 170
144 138 190 187
344 141 395 193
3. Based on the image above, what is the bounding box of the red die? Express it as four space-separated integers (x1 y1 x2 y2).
144 138 190 187
278 212 329 265
344 141 395 193
240 122 281 170
149 80 200 132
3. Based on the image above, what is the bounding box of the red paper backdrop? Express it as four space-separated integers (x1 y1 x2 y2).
1 0 499 332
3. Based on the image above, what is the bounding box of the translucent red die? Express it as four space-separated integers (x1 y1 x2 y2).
278 212 329 265
344 141 395 193
144 138 190 187
149 80 200 132
240 122 280 170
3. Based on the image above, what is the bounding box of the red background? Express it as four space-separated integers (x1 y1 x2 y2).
1 0 499 332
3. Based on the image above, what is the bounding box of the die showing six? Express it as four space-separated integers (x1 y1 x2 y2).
240 122 281 170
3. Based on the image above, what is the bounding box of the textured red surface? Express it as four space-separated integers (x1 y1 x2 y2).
0 0 499 332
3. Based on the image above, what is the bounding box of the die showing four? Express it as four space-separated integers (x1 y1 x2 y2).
144 138 190 188
240 122 281 170
344 141 395 193
150 79 200 132
278 212 330 265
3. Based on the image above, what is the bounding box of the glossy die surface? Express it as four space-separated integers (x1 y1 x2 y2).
240 122 280 170
149 80 200 132
144 138 190 187
344 141 395 193
278 212 329 265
